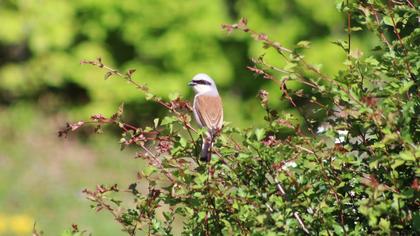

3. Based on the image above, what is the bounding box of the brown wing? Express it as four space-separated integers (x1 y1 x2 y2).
194 95 223 132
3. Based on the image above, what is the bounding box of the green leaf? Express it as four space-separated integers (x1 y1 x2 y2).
284 62 297 71
142 166 157 176
179 137 187 147
297 40 311 48
400 151 415 161
117 102 124 117
332 223 344 235
383 16 393 26
153 118 159 128
391 159 405 169
197 211 206 222
194 173 207 186
399 81 414 94
379 218 390 233
255 128 266 141
365 56 379 66
145 92 155 100
350 26 363 32
161 116 177 125
332 40 349 51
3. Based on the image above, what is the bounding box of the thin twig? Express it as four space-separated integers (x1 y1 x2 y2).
140 143 175 182
294 212 310 234
273 179 310 234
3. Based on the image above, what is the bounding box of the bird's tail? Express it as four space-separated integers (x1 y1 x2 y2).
200 132 213 162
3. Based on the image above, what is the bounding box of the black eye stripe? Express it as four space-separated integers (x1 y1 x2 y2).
193 80 211 85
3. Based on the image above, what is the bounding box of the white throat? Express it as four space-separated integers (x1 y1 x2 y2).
193 85 219 96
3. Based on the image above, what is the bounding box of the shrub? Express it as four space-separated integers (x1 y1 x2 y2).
60 1 419 235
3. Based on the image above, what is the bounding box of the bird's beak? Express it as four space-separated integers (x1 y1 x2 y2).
188 81 195 87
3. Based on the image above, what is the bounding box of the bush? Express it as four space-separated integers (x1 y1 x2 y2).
60 1 419 235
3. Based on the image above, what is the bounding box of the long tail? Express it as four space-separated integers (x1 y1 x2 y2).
200 133 213 162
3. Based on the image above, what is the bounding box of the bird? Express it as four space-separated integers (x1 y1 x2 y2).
188 73 223 161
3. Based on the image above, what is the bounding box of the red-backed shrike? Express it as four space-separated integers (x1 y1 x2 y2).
188 73 223 161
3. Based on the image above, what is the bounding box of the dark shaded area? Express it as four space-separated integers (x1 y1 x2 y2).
0 89 14 106
34 81 91 114
219 38 259 99
225 0 239 19
0 78 90 111
0 43 31 67
123 100 167 128
40 81 90 106
288 1 331 40
105 30 137 67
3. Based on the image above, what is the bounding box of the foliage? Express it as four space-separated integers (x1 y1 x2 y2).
1 0 355 127
0 1 348 235
59 1 419 235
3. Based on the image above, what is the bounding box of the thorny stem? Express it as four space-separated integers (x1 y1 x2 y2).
140 143 176 182
84 187 136 236
235 21 364 107
80 58 198 134
300 59 363 106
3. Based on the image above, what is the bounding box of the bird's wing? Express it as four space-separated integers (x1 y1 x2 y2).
194 95 223 132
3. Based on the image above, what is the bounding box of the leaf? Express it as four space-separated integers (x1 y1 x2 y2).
400 151 415 161
194 173 207 185
117 102 124 117
365 57 379 66
313 64 323 73
179 137 187 147
399 81 414 94
284 62 297 71
153 118 159 128
350 27 363 32
391 159 405 169
379 218 390 233
332 223 344 234
332 40 349 52
197 211 206 222
297 40 311 48
142 166 157 177
255 128 265 141
161 116 177 125
336 0 344 10
383 16 393 26
145 92 155 100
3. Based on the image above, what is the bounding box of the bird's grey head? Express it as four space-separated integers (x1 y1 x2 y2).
188 73 219 95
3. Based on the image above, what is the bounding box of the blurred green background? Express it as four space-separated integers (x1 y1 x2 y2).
0 0 375 235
